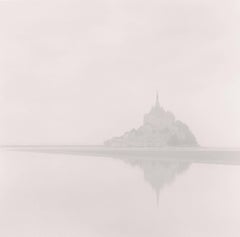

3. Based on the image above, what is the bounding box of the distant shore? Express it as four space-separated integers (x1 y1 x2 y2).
1 145 240 166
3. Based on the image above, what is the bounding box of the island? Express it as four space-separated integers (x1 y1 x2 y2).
104 93 198 147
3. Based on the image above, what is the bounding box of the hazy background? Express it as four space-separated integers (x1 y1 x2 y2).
0 0 240 147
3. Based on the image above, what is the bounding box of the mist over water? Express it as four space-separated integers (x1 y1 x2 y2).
1 149 240 237
1 0 240 236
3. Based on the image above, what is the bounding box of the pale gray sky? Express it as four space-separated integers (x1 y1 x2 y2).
0 0 240 147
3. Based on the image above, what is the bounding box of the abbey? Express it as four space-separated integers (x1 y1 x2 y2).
104 93 198 147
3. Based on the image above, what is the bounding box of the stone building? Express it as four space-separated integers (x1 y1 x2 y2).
104 93 198 147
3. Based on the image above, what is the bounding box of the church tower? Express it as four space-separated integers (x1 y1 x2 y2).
155 91 160 108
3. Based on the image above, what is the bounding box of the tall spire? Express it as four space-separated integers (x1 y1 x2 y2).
155 91 160 108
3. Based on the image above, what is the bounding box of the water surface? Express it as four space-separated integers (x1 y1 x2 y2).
1 149 240 237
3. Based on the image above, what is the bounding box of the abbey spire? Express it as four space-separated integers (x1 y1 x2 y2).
155 91 160 108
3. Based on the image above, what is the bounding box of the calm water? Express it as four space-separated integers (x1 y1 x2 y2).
1 150 240 237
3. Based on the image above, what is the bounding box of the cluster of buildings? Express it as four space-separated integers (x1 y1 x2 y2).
105 93 198 147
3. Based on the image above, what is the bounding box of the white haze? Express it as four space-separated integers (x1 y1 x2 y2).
0 0 240 147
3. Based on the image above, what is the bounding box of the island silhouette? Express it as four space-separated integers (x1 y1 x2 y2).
105 93 198 147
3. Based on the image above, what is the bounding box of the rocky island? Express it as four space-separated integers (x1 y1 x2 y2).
104 93 198 147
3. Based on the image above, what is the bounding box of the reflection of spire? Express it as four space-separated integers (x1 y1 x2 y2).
121 158 190 206
155 188 160 206
155 91 160 108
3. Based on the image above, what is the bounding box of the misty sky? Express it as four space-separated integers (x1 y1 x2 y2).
0 0 240 147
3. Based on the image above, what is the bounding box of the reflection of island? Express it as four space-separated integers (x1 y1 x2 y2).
10 146 240 204
120 157 190 203
105 93 198 147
